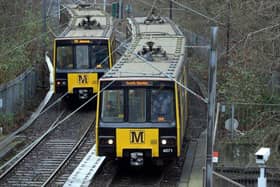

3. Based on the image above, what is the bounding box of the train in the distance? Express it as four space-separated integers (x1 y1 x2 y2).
53 3 115 101
95 13 188 166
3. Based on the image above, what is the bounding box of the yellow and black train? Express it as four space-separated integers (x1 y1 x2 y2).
53 3 115 100
96 15 188 165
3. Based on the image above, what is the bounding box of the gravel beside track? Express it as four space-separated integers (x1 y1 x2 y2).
0 105 96 186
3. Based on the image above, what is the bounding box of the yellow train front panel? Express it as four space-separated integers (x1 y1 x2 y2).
116 129 159 157
67 73 98 93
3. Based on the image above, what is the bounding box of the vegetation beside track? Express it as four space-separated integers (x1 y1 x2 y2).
0 1 45 84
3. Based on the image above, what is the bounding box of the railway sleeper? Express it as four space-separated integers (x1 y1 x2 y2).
7 181 42 186
40 160 62 163
37 164 60 168
15 170 40 175
47 146 75 150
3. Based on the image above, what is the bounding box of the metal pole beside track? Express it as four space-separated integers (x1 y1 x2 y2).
57 0 60 21
119 0 123 19
42 0 47 88
206 27 218 187
226 0 231 62
169 0 173 19
103 0 106 11
42 0 46 52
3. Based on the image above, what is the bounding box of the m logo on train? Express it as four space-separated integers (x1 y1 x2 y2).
130 131 145 144
78 75 88 84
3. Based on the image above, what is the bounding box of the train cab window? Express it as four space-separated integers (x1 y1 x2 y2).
76 45 89 69
56 46 73 69
151 90 175 122
128 89 146 122
101 90 124 122
90 44 109 69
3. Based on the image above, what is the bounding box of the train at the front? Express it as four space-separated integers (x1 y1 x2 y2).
96 14 188 166
53 3 115 100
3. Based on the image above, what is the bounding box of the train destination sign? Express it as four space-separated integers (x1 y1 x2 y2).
125 81 151 86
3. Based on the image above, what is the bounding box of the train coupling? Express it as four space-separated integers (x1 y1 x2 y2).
78 89 89 100
130 152 144 166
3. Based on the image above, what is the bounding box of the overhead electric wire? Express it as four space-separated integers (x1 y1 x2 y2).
0 0 83 32
39 92 68 116
0 0 86 57
102 6 208 103
47 0 54 16
54 79 116 127
0 7 67 32
0 23 68 58
1 0 128 122
40 36 131 119
119 42 208 103
136 0 224 26
0 32 50 58
48 38 132 125
147 0 158 16
167 0 224 26
136 0 156 9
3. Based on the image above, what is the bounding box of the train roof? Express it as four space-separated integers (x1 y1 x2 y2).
60 4 113 38
101 16 186 81
130 17 183 36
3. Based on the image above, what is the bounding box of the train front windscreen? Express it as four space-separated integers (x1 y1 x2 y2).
100 87 175 127
55 39 109 70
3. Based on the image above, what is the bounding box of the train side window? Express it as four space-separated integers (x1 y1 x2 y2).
101 90 124 122
76 45 89 69
90 44 109 69
151 90 175 123
56 46 73 69
128 89 146 122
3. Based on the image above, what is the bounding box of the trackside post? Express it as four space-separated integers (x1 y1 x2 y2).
206 26 218 187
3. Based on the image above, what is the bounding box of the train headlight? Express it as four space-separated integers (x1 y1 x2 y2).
56 80 61 86
160 137 176 146
99 136 115 145
161 139 167 145
56 80 67 87
108 139 114 145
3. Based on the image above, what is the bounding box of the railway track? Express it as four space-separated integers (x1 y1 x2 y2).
214 166 280 187
90 158 185 187
0 94 65 173
49 124 94 186
0 106 95 186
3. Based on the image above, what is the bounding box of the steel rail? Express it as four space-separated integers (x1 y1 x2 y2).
42 119 96 186
0 111 65 180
